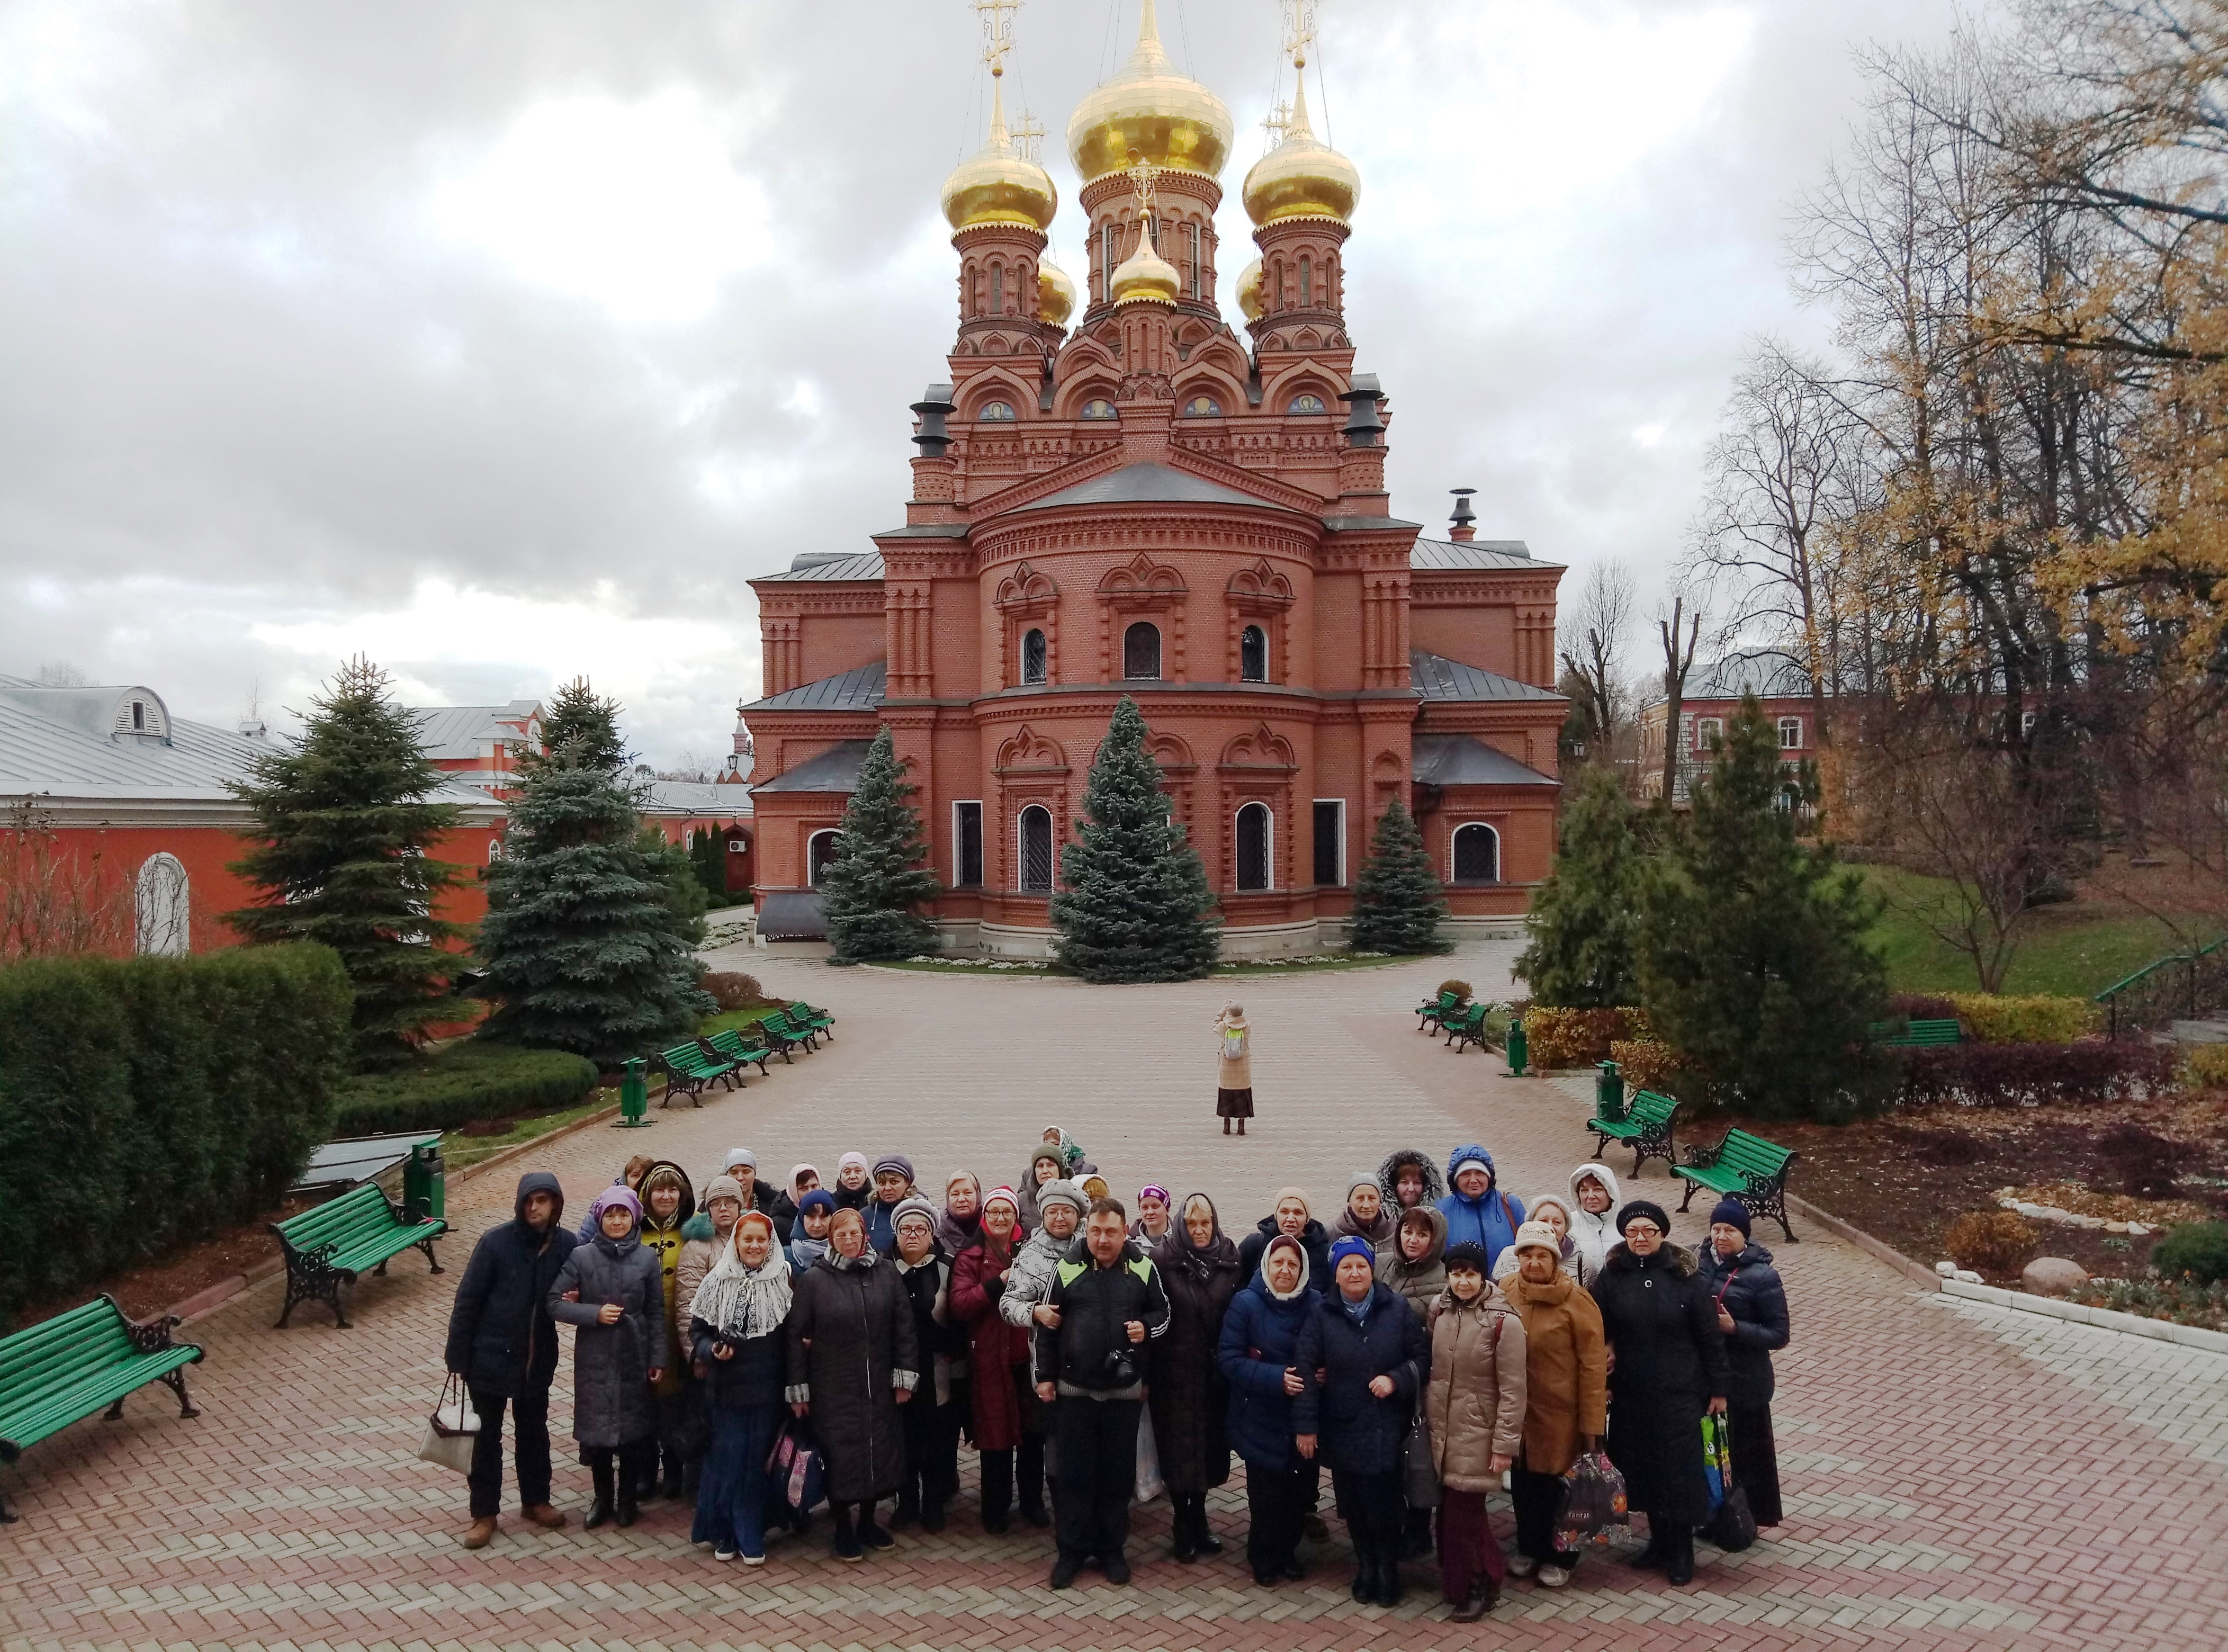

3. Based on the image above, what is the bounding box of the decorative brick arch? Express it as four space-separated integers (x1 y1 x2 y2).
1217 724 1299 891
1147 729 1198 838
1219 724 1298 771
991 724 1072 895
995 725 1068 773
994 561 1061 688
1226 558 1297 685
1097 553 1189 681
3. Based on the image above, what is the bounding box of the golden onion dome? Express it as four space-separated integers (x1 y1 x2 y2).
1067 0 1233 184
1038 257 1077 327
1241 69 1359 228
1110 229 1181 307
942 76 1058 233
1235 254 1264 320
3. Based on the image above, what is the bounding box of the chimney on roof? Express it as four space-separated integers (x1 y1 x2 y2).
237 715 268 739
1448 487 1478 543
1340 373 1384 447
910 383 956 457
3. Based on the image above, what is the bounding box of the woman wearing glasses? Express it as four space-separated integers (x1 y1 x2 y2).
1587 1200 1729 1587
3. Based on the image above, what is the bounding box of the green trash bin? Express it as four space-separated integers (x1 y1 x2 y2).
403 1138 446 1223
1596 1060 1625 1121
614 1056 653 1129
1506 1019 1528 1076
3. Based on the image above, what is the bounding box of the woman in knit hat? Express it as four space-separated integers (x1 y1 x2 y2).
832 1152 873 1210
1566 1163 1622 1281
1589 1200 1729 1587
888 1196 965 1531
1695 1198 1790 1528
1331 1173 1394 1247
949 1185 1046 1531
1422 1239 1528 1621
1504 1220 1607 1590
786 1189 838 1275
547 1186 663 1530
1148 1193 1242 1561
771 1163 820 1246
1492 1193 1586 1288
675 1175 746 1343
1015 1143 1067 1232
687 1209 792 1563
1213 1002 1254 1134
863 1153 917 1255
1132 1185 1174 1245
1237 1187 1333 1290
718 1147 778 1217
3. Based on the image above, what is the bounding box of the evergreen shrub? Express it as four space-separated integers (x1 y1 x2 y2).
819 728 941 963
1516 764 1645 1007
1897 1042 2176 1108
2151 1221 2228 1286
0 944 351 1328
1349 797 1451 956
330 1040 598 1135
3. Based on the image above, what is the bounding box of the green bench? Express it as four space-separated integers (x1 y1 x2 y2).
1868 1017 1961 1047
705 1027 773 1079
269 1180 447 1329
1587 1088 1681 1178
0 1295 203 1523
1676 1127 1799 1243
1416 988 1464 1032
757 1009 820 1058
660 1040 739 1106
1443 1002 1493 1053
787 1000 834 1039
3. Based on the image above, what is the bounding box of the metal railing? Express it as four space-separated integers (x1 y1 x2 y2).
2094 935 2228 1040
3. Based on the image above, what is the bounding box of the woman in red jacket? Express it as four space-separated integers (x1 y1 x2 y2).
948 1187 1047 1531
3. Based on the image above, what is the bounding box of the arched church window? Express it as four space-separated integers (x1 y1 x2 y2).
1124 622 1162 680
1018 805 1054 893
1081 398 1118 420
1021 627 1048 685
1236 803 1272 892
1300 254 1312 307
1240 625 1268 683
808 830 841 886
134 852 190 956
978 400 1017 421
991 262 1004 313
1451 822 1501 884
1288 393 1326 414
1182 395 1223 418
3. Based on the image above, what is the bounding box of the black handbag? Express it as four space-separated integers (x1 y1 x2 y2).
1704 1413 1758 1552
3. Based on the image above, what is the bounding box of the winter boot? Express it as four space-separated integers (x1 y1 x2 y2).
1350 1533 1376 1604
1172 1496 1200 1563
1664 1522 1696 1587
1194 1495 1224 1554
1376 1541 1405 1609
583 1459 616 1530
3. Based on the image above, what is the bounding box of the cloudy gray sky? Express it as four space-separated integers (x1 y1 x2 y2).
1 0 1963 767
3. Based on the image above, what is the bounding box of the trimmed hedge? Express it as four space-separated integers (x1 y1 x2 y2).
331 1038 599 1135
0 943 351 1330
1523 1006 1648 1069
1898 1041 2176 1109
1942 993 2097 1044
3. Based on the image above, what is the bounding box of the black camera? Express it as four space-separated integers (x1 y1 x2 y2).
1102 1348 1138 1387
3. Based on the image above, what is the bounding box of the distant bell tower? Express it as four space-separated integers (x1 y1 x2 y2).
1242 2 1360 351
940 1 1069 354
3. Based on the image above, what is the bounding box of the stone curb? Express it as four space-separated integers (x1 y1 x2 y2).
1939 1277 2228 1355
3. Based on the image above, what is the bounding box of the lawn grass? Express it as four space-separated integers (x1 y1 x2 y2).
1213 953 1423 976
1857 864 2206 998
442 1089 624 1171
701 1001 786 1036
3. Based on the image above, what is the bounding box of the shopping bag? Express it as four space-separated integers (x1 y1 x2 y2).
1133 1408 1166 1504
416 1373 479 1475
1552 1450 1630 1550
1401 1404 1441 1509
766 1418 826 1515
1702 1414 1757 1551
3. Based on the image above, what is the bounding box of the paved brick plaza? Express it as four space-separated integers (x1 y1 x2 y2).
5 941 2226 1652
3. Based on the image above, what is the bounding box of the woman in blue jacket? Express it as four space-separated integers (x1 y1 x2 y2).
1293 1236 1432 1609
1438 1145 1526 1263
1216 1233 1320 1586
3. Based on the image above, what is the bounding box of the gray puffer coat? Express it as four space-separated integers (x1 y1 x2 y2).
547 1232 664 1448
999 1223 1076 1328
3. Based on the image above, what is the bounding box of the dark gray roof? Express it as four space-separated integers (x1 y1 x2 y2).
756 890 828 941
1411 650 1565 703
755 551 887 582
752 740 873 794
1412 735 1559 788
743 661 887 713
1012 462 1289 513
1411 536 1560 570
1689 649 1811 699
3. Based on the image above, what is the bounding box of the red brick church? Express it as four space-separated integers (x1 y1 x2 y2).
747 2 1566 957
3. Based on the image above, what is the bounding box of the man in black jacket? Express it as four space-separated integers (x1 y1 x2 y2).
1034 1197 1171 1589
443 1170 578 1549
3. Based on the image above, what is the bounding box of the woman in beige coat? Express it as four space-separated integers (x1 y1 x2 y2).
1503 1220 1609 1589
1422 1241 1528 1621
1214 1003 1253 1134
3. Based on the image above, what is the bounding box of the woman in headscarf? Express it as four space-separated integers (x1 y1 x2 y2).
1423 1241 1529 1622
1492 1192 1586 1287
785 1204 920 1561
1589 1199 1730 1587
1566 1163 1622 1282
547 1186 663 1530
1131 1186 1174 1246
934 1170 983 1256
771 1163 820 1246
1330 1172 1394 1248
1213 1002 1254 1134
1374 1202 1448 1560
1217 1233 1320 1586
949 1186 1046 1532
831 1152 873 1210
889 1196 966 1532
1148 1192 1242 1562
636 1161 698 1501
1237 1187 1333 1289
786 1189 837 1275
1375 1148 1445 1236
1014 1143 1067 1232
687 1209 792 1563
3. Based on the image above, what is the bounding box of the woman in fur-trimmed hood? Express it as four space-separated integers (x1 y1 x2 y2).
1375 1147 1444 1218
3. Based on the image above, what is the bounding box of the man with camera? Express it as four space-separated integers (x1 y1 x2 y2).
1034 1197 1170 1590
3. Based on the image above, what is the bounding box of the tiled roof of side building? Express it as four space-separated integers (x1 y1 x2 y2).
1409 536 1561 571
743 660 887 713
1411 650 1566 703
752 741 874 794
1412 734 1559 788
409 701 540 761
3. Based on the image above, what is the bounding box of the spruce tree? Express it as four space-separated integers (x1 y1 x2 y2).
476 741 712 1066
1050 697 1217 982
1516 763 1647 1006
226 656 468 1064
689 825 726 899
1350 795 1452 955
534 677 628 773
817 727 941 962
1637 696 1889 1119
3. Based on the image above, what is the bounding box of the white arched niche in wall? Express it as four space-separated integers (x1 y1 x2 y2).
134 852 190 956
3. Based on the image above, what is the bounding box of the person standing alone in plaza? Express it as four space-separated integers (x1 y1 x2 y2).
1214 1002 1253 1134
443 1170 577 1550
1696 1199 1790 1529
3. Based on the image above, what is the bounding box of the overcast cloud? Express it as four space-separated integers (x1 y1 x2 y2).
0 0 1963 766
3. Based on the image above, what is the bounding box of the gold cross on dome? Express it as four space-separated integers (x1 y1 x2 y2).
1281 0 1318 69
1012 109 1045 162
1126 148 1162 215
974 0 1022 76
1261 100 1292 147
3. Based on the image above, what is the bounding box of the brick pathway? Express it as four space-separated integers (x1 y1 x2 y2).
5 941 2226 1651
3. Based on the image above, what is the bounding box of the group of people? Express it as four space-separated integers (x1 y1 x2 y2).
443 1130 1790 1617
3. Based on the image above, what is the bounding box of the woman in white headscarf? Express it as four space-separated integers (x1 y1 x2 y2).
687 1210 793 1563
